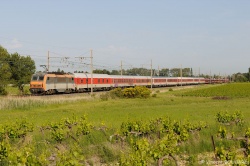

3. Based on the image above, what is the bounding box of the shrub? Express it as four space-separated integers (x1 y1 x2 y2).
99 92 109 101
123 86 151 98
0 86 8 96
109 87 151 99
152 94 157 98
122 87 136 98
169 88 173 92
110 88 123 99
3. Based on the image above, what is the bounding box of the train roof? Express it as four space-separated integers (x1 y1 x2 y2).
32 72 47 77
73 73 206 79
110 75 150 79
73 73 151 79
73 73 110 78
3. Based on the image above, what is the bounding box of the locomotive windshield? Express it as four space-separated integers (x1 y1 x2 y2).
31 75 38 81
31 75 44 81
38 76 44 81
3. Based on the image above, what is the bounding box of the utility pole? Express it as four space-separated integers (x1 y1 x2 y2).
151 59 153 90
47 51 50 72
47 51 69 73
198 67 200 84
121 60 123 76
248 68 250 81
210 70 212 84
158 65 160 77
180 64 182 86
90 49 93 95
141 64 144 76
75 50 93 95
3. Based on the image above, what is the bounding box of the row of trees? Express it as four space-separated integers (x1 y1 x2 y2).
0 46 36 94
231 72 250 82
90 68 228 79
89 68 196 77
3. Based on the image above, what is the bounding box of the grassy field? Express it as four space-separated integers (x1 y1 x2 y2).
0 83 250 165
1 84 250 127
181 83 250 97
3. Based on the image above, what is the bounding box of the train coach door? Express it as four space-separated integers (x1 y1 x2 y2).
66 77 69 90
86 75 89 89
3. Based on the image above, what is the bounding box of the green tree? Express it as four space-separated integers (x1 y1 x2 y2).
55 68 65 73
0 46 12 95
159 68 170 76
169 68 191 77
170 68 180 77
110 70 119 75
232 73 248 82
7 52 36 94
93 69 110 74
190 68 193 76
126 68 151 76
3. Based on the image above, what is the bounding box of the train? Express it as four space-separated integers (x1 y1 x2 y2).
29 72 229 94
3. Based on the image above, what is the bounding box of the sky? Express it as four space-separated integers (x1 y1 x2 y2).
1 0 250 76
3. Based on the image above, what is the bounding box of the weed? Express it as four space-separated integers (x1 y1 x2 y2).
100 92 110 101
152 94 157 98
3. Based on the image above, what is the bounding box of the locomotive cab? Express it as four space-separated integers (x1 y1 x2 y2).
29 73 46 94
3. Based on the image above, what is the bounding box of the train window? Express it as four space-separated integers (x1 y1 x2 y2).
46 77 50 83
57 77 66 83
81 79 83 83
32 75 38 81
38 76 44 81
98 79 100 83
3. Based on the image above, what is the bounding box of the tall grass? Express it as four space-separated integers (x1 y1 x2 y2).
0 94 93 110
